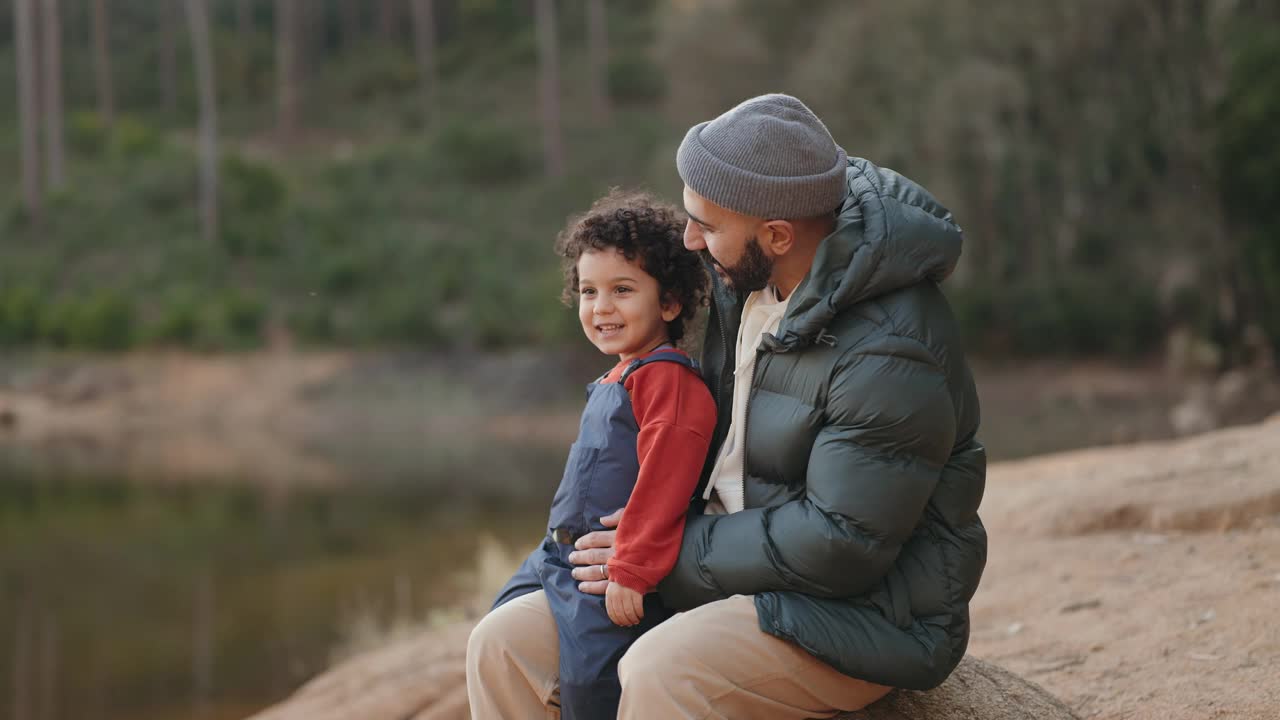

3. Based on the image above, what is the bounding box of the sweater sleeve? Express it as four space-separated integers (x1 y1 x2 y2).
606 361 716 594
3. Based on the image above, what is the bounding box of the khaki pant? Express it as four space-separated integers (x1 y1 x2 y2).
466 591 891 719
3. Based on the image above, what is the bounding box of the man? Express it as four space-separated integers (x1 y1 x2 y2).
467 93 986 718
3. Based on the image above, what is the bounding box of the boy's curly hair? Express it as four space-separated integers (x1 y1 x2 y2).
556 190 708 345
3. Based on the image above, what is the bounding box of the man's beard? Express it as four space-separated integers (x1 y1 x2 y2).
704 238 773 293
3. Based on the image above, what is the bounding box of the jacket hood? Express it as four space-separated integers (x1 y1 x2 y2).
775 157 963 349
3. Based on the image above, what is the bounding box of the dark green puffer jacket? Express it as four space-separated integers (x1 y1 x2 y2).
658 157 987 691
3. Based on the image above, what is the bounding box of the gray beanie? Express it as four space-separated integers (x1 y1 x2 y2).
676 93 848 218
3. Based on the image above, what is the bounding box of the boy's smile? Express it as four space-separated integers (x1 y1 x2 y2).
577 249 681 362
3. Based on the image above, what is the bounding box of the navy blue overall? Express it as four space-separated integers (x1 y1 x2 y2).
492 349 695 720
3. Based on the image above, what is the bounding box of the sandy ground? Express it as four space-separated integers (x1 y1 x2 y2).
970 418 1280 719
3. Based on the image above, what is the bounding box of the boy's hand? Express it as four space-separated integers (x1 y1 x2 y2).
605 581 645 627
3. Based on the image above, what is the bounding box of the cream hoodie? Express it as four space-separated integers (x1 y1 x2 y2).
703 285 790 515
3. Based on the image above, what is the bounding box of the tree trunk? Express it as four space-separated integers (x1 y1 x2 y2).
275 0 299 138
159 0 178 117
90 0 113 127
587 0 609 124
14 0 42 219
296 0 312 94
535 0 564 178
237 0 253 44
378 0 398 44
184 0 219 243
307 0 325 84
409 0 437 123
340 0 362 50
40 0 66 191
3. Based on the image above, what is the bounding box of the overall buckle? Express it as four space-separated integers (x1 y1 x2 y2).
550 527 580 545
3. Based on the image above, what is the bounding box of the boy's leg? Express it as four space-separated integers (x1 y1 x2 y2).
616 595 892 720
465 590 561 720
541 553 670 720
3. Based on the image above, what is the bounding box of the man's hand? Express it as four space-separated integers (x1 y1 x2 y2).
569 508 623 595
605 581 645 627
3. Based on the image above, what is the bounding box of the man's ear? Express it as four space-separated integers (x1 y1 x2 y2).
761 219 797 256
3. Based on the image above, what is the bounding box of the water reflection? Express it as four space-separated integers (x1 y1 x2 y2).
0 452 558 720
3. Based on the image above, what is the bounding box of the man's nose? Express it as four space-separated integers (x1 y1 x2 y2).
683 221 705 251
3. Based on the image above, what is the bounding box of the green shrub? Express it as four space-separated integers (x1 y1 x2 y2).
949 285 999 342
218 154 288 257
146 296 202 346
68 111 110 157
222 154 287 217
465 278 548 349
6 199 33 230
216 31 275 102
109 116 167 159
432 120 533 185
608 55 667 105
0 285 42 344
71 292 136 350
30 293 135 350
127 148 198 216
202 292 266 350
220 216 283 258
1000 277 1161 357
37 299 80 347
362 292 440 346
1217 25 1280 358
321 253 369 295
343 51 420 102
223 294 267 343
399 104 428 132
288 303 336 345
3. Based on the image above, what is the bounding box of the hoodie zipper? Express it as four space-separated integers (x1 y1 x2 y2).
740 348 761 504
709 293 733 459
715 297 732 421
696 295 735 504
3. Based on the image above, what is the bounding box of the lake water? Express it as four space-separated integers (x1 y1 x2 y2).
0 446 563 720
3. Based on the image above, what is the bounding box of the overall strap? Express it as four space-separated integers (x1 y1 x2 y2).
618 349 698 385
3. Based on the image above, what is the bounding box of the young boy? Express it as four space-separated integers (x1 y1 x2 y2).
474 191 716 720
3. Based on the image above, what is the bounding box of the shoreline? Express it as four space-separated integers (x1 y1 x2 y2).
1 349 1277 485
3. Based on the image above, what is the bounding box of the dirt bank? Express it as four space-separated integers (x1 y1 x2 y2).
970 416 1280 719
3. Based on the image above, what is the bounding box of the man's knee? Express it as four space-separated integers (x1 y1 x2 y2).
618 622 693 689
468 600 526 668
466 609 504 670
467 592 557 674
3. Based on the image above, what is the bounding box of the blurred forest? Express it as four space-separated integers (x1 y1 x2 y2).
1 0 1279 366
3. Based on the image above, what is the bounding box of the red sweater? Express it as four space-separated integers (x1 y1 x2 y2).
601 350 716 595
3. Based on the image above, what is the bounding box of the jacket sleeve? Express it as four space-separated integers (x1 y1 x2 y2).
659 342 956 609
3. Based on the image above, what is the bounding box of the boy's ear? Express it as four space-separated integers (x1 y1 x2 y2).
661 295 682 323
